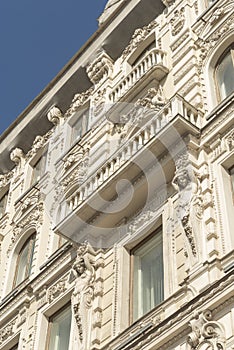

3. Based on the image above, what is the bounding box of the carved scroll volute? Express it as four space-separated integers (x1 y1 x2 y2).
10 148 25 171
188 310 226 350
47 106 64 126
70 242 96 347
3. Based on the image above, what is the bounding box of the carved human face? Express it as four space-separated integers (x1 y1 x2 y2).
176 170 189 189
75 260 86 275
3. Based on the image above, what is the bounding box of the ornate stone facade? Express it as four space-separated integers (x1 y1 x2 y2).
0 0 234 349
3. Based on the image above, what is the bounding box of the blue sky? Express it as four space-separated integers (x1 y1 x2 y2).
0 0 107 135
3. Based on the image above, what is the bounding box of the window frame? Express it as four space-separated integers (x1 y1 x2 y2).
45 303 72 350
130 226 164 322
13 233 36 287
70 108 89 146
214 45 234 103
0 190 9 219
30 149 48 186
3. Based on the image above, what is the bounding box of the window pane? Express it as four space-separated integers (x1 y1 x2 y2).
0 192 8 219
217 50 234 100
31 152 47 184
15 236 35 286
133 230 163 321
48 306 72 350
71 110 89 144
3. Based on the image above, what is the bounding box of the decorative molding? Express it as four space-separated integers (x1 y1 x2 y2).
47 106 64 125
86 52 113 85
65 87 94 118
187 310 226 349
92 89 107 117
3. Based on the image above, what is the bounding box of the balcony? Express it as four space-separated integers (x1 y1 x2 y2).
109 48 168 103
54 95 202 246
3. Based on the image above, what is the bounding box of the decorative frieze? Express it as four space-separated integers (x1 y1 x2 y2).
187 310 226 349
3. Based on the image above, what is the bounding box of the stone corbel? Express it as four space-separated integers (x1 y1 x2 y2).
47 106 64 126
188 310 226 349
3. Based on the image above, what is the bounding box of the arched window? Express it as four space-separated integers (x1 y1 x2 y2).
215 46 234 101
14 234 36 287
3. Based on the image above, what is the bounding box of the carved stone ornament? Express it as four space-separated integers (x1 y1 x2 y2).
70 242 96 345
86 52 113 85
61 147 89 195
172 153 203 258
187 310 226 349
10 147 25 165
0 318 16 345
196 11 234 72
47 106 64 125
26 130 53 160
135 86 166 110
0 171 13 189
65 87 94 118
121 19 157 62
48 277 67 303
92 89 107 117
226 130 234 151
170 8 185 36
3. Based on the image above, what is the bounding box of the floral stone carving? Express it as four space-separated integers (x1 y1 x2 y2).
47 106 64 125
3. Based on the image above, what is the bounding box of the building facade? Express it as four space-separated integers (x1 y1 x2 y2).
0 0 234 349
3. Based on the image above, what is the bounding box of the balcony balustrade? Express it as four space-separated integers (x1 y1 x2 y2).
61 95 202 215
109 49 168 103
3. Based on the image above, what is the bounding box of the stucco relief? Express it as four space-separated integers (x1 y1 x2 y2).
188 310 226 350
70 242 96 348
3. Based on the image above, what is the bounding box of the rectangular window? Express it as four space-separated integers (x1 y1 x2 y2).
47 305 72 350
131 228 164 321
0 191 8 219
71 109 89 145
